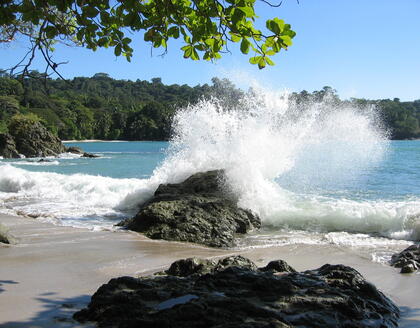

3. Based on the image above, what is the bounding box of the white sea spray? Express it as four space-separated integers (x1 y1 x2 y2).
138 87 419 241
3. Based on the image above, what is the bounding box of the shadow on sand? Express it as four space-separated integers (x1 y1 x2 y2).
0 291 419 327
399 306 420 328
0 293 94 328
0 280 18 294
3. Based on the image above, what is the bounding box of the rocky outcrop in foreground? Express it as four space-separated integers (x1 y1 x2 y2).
120 170 261 248
74 255 399 328
390 244 420 273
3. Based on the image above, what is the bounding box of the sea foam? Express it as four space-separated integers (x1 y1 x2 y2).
0 165 152 228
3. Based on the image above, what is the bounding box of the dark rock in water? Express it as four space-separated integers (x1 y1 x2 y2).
74 256 400 328
82 152 100 158
120 170 261 248
37 158 53 162
0 224 14 244
9 121 65 157
66 146 84 154
400 262 418 274
166 255 257 277
390 244 420 273
260 259 297 273
165 257 216 277
0 232 10 244
0 133 20 158
65 146 98 158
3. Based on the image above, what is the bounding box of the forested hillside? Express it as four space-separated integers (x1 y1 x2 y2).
0 73 419 140
0 72 242 141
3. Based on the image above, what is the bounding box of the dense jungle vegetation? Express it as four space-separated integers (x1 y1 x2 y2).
0 73 419 140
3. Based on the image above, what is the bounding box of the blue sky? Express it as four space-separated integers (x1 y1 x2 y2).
1 0 420 100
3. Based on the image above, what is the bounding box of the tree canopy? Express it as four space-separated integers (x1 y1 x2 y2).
0 0 296 77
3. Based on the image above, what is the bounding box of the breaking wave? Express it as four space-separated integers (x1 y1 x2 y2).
142 88 419 240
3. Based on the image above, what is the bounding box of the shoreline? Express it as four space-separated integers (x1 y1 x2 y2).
61 139 420 143
0 213 419 327
62 140 131 143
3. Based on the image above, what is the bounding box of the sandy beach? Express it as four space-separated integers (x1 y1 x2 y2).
1 213 419 328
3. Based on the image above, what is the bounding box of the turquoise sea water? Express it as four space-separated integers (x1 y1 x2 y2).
1 140 419 199
278 140 420 201
0 140 418 237
10 141 170 179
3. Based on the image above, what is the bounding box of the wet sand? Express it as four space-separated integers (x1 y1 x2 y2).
1 213 419 327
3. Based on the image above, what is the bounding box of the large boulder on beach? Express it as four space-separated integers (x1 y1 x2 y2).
120 170 261 247
8 118 65 157
0 133 20 158
74 255 400 328
390 244 420 273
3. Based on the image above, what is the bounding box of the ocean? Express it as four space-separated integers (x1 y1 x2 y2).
0 91 419 263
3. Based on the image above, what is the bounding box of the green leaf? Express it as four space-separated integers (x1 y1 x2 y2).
183 46 193 58
83 6 99 18
153 36 162 48
123 13 140 27
205 38 215 47
237 6 254 18
265 57 275 66
231 33 241 42
191 48 199 60
76 28 85 42
272 41 281 52
266 20 279 34
281 35 292 46
232 8 245 26
266 18 285 35
144 29 154 41
168 26 180 39
100 11 110 24
258 57 266 69
240 38 250 54
97 37 109 47
273 18 285 31
194 44 206 51
249 56 262 65
265 36 275 47
114 44 121 56
44 26 57 39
